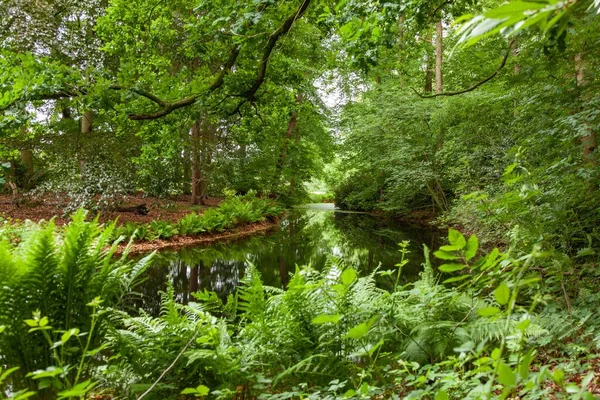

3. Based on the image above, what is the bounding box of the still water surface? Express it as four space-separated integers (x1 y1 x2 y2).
133 205 439 315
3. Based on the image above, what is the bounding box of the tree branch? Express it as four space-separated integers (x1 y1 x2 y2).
411 41 513 99
127 46 240 120
0 0 309 121
241 0 312 101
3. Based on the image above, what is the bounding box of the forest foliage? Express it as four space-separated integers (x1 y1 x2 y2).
0 0 600 398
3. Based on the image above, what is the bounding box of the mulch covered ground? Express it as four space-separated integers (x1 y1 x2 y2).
0 194 223 225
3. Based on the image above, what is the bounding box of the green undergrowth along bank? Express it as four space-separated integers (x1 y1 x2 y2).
100 231 600 399
0 210 153 399
112 191 283 242
0 192 283 248
2 218 598 399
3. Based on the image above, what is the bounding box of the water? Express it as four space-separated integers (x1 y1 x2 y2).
131 205 440 315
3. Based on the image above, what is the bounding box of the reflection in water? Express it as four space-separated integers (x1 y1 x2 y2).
132 206 440 315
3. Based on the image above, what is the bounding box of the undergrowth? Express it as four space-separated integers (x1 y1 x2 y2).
1 221 598 399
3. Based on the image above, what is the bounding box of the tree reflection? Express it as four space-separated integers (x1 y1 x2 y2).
132 208 440 315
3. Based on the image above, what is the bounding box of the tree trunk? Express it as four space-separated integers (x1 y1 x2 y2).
190 119 214 205
6 159 18 197
190 264 199 294
191 120 203 205
435 19 443 94
424 31 434 93
20 149 34 190
275 95 302 193
79 110 92 172
183 147 192 195
575 53 598 163
182 126 192 195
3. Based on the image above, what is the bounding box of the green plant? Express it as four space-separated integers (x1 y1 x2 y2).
0 209 154 393
177 212 206 235
103 285 239 399
114 222 149 241
148 220 178 240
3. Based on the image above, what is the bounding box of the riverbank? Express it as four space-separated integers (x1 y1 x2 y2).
0 193 284 254
115 219 279 255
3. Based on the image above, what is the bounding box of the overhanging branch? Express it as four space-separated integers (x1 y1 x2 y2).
0 0 310 121
127 45 240 120
241 0 311 101
412 41 513 99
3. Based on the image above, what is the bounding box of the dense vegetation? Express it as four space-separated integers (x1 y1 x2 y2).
1 0 600 398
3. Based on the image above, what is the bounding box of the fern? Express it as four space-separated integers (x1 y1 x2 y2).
0 210 154 388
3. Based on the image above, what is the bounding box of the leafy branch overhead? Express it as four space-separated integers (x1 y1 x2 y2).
0 0 313 120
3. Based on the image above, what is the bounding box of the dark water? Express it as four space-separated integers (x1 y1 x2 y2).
131 205 440 315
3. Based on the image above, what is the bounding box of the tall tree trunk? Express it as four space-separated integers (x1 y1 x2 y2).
275 95 302 194
182 126 192 195
276 111 298 173
575 53 598 163
20 149 33 190
424 31 434 93
191 119 214 205
289 120 301 197
190 264 199 294
183 147 192 195
191 120 203 205
6 159 18 197
79 110 92 172
435 19 443 94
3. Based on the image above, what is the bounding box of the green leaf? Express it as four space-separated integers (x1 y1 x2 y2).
453 341 475 353
448 228 466 249
443 275 470 284
483 1 546 19
439 263 465 273
61 328 80 344
553 369 565 387
434 250 458 260
195 385 210 396
57 380 97 399
0 366 19 383
497 362 516 388
341 268 357 285
519 350 535 379
464 235 478 260
435 390 449 400
24 319 38 327
346 322 369 340
516 319 530 332
345 316 377 340
494 282 510 305
477 306 501 317
312 314 341 324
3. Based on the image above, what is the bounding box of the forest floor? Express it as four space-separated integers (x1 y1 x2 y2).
0 193 223 225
